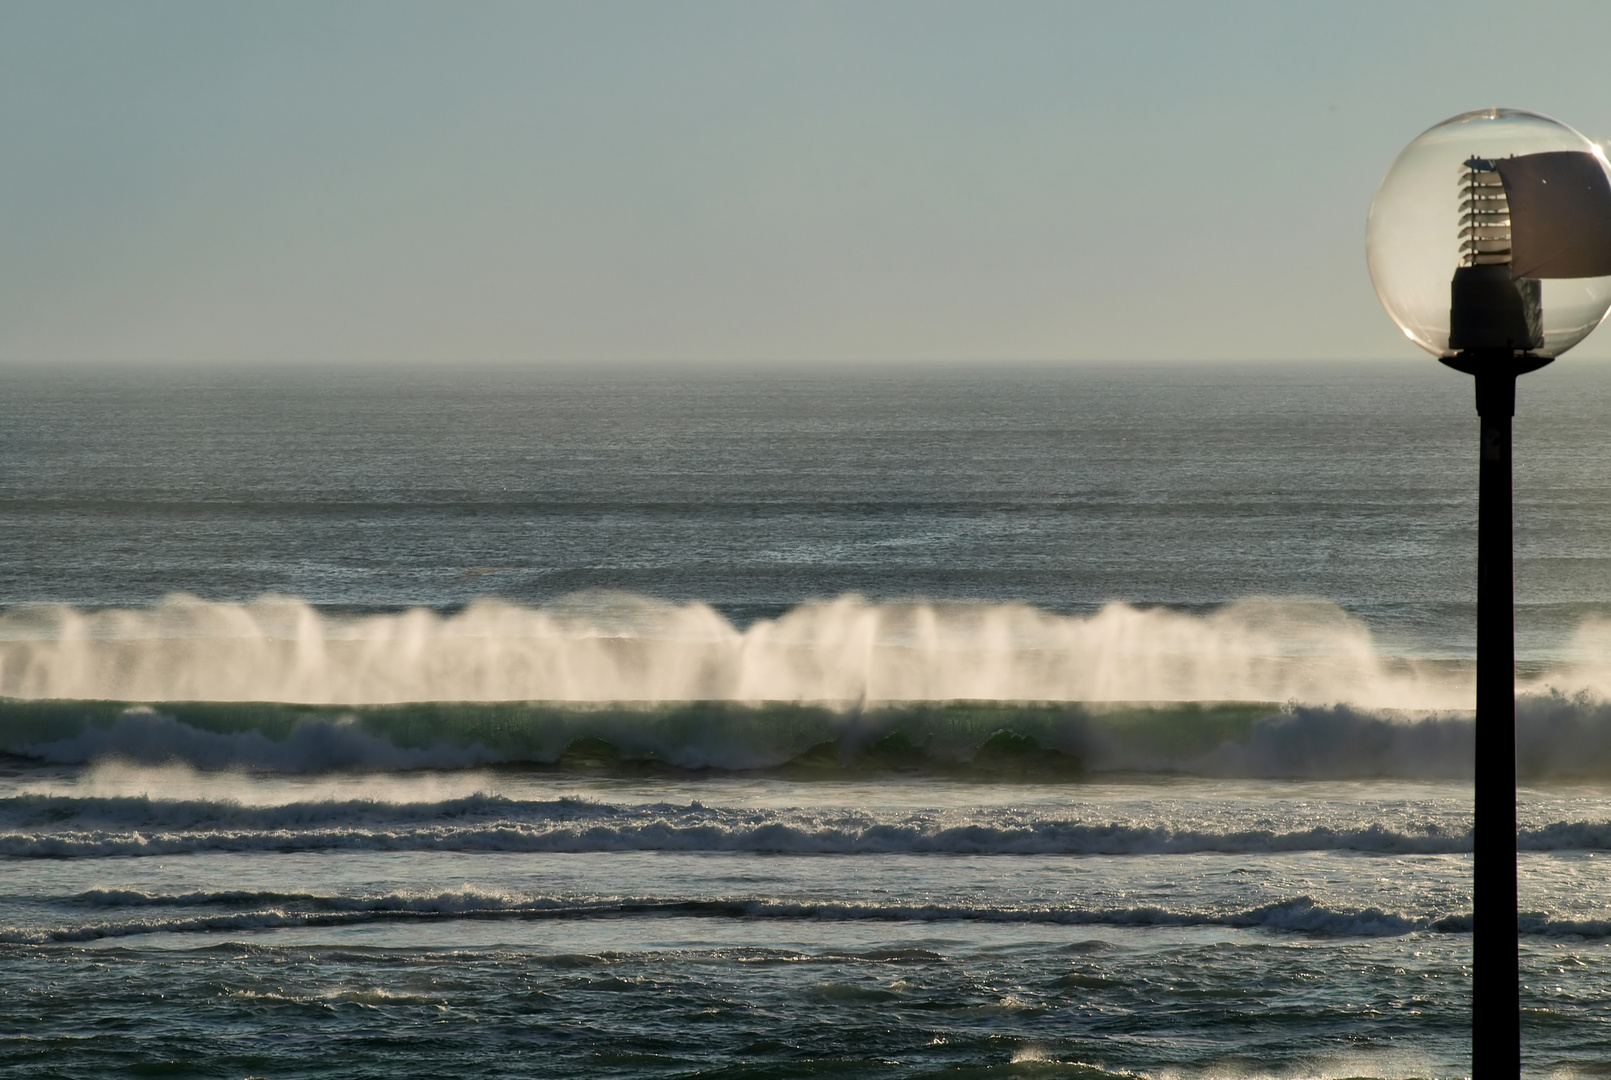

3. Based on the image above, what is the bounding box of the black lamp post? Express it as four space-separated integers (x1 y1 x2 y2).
1367 110 1611 1080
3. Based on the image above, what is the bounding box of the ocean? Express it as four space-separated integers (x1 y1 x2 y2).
1 361 1608 1079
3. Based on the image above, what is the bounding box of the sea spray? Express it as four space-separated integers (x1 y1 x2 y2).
1 592 1480 706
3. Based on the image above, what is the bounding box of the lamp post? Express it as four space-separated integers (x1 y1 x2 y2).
1366 109 1611 1079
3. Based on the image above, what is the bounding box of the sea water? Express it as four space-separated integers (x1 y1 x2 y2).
1 362 1608 1079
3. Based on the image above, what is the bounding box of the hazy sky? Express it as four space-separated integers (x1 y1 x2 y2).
5 0 1611 364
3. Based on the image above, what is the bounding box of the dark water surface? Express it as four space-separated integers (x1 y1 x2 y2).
4 362 1611 1079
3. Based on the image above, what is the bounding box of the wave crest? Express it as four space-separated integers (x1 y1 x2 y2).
8 694 1611 778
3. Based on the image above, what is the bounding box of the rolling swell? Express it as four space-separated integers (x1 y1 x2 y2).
7 694 1611 778
2 792 1603 857
0 820 1488 860
0 890 1496 943
7 889 1603 943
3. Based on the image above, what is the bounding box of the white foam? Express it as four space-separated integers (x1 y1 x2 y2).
25 760 501 806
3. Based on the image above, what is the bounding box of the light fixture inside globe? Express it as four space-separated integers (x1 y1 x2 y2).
1366 109 1611 359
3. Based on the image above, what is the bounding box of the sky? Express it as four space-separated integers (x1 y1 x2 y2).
4 0 1611 365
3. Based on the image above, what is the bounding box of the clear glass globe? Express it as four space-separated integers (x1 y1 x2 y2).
1366 108 1611 358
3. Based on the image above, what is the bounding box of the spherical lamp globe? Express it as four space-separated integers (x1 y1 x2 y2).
1366 108 1611 359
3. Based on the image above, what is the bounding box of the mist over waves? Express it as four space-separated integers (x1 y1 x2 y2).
5 592 1611 779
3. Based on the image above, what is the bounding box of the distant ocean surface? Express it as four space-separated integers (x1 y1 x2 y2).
2 361 1610 1079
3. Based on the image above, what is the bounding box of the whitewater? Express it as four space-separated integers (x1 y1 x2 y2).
3 362 1610 1078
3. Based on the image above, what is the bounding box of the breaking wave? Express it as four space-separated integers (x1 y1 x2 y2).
5 592 1611 778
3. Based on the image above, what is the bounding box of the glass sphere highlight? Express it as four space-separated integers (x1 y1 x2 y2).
1366 109 1611 359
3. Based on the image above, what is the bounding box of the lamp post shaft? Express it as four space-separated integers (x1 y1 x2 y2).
1473 368 1519 1079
